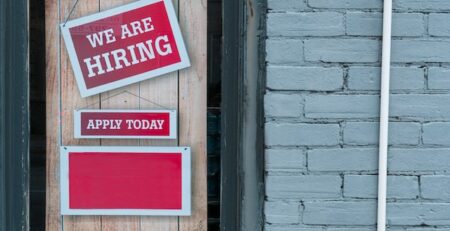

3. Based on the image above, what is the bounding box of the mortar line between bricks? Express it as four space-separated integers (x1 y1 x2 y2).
418 175 423 200
419 123 424 145
268 8 450 13
266 171 450 177
267 62 450 67
267 118 450 123
266 90 450 94
338 121 345 148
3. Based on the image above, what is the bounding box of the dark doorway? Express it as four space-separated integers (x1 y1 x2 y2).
30 0 46 230
207 0 222 230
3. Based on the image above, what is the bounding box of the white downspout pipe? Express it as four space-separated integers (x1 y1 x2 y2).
377 0 392 231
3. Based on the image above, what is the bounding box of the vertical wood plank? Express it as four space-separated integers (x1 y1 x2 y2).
97 0 141 230
178 0 208 230
59 0 102 230
139 74 179 231
99 87 141 231
45 0 61 229
139 0 180 229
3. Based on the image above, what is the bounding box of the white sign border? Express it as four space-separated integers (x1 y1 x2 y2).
60 0 190 97
74 109 177 139
60 146 191 216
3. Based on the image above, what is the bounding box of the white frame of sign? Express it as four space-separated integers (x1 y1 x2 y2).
60 146 191 216
60 0 190 97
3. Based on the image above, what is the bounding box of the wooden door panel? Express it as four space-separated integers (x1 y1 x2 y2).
45 0 206 230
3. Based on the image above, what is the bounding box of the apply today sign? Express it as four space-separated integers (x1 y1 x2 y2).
61 0 190 97
74 109 177 139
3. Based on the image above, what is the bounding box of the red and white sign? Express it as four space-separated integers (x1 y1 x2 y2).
74 109 176 139
61 0 190 97
60 146 191 215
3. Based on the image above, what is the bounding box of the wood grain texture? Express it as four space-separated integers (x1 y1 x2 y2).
45 0 60 229
98 0 139 229
178 0 208 230
60 0 102 230
139 53 179 231
139 1 180 229
46 0 207 230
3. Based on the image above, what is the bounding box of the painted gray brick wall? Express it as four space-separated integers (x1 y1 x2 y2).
264 0 450 230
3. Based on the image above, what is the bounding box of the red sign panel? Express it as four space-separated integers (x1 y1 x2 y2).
74 109 176 139
60 146 191 215
61 0 190 97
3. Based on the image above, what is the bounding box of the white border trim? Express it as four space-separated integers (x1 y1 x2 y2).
60 146 191 216
60 0 190 97
74 109 177 139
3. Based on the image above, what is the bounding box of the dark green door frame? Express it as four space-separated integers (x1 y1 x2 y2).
221 0 265 230
0 0 30 230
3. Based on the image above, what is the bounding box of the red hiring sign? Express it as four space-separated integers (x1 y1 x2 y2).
74 110 177 139
60 146 191 215
61 0 190 97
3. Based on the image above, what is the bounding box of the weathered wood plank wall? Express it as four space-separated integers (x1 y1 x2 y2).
45 0 207 230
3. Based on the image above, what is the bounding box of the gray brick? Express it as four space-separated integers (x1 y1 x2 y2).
268 0 308 12
394 0 450 10
265 201 300 224
392 40 450 63
305 39 380 63
407 228 450 231
389 148 450 171
303 201 376 225
328 228 404 231
346 12 424 37
267 39 303 64
421 176 450 200
268 12 344 37
266 226 323 231
308 0 382 9
267 66 343 91
429 14 450 37
428 67 450 90
266 123 340 146
305 95 379 119
348 66 424 91
265 93 302 117
344 122 420 146
265 149 306 171
266 175 341 199
327 229 376 231
344 175 419 199
390 94 450 119
308 148 378 171
423 123 450 146
388 203 450 225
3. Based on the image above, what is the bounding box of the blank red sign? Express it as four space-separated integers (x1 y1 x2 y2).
60 146 191 215
70 152 181 209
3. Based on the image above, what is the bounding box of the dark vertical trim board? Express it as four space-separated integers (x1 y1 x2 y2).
0 0 30 230
241 0 266 230
221 0 244 230
221 0 266 230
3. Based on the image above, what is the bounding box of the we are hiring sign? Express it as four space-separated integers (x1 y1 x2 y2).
61 0 190 97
